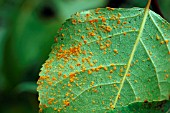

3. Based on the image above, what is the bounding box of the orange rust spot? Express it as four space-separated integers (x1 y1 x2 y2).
102 101 104 104
68 83 72 87
54 37 58 43
113 66 116 70
88 70 92 74
59 46 63 52
72 58 78 61
101 17 106 22
86 57 90 62
113 49 118 54
90 63 94 66
43 104 47 108
98 65 103 69
48 81 53 85
81 35 85 39
106 7 114 10
123 32 127 36
54 108 57 111
89 52 93 55
165 74 169 78
86 27 90 30
78 29 81 32
144 100 148 103
106 43 110 47
117 20 121 24
108 75 112 79
118 13 121 18
70 65 74 69
95 8 100 14
69 73 76 82
65 93 69 96
120 68 123 73
95 65 103 72
100 45 106 50
110 70 113 73
84 40 87 44
93 89 98 93
48 98 55 105
160 41 164 44
110 102 114 109
77 63 81 66
82 50 86 55
165 40 169 44
44 59 54 69
56 44 81 60
95 68 99 72
156 34 160 40
63 74 67 78
118 94 120 99
89 19 98 24
58 71 62 76
91 68 95 71
110 15 116 20
39 108 43 112
52 77 57 81
70 73 76 78
61 33 65 37
82 58 85 62
39 76 49 80
126 73 131 77
110 63 114 66
86 13 90 17
98 16 106 22
89 32 96 36
90 81 94 86
72 19 76 24
103 67 108 71
64 100 70 106
123 22 127 24
106 26 112 32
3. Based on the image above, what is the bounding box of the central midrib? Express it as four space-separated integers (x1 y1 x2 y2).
112 0 151 109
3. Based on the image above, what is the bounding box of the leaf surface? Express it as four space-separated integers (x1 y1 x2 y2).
37 6 170 113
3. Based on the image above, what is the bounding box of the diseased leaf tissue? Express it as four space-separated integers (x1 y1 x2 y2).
37 1 170 113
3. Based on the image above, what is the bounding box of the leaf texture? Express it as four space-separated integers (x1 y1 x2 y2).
37 7 170 113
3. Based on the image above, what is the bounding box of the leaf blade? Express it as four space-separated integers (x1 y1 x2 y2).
37 6 170 113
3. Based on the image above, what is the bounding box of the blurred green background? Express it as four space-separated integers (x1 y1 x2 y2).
0 0 169 113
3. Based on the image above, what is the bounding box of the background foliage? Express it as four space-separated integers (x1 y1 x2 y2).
0 0 169 113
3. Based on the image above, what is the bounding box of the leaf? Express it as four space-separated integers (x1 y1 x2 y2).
37 2 170 113
0 24 7 91
14 82 37 94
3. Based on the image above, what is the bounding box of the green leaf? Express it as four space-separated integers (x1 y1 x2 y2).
37 5 170 113
14 82 37 94
0 25 7 91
